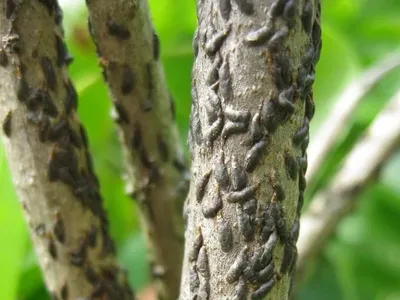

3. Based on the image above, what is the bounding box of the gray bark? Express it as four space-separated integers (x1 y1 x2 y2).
0 1 133 299
84 0 189 299
180 0 321 299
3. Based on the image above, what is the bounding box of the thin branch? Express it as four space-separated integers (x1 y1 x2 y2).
84 1 189 299
297 90 400 280
307 53 400 185
180 1 321 299
0 2 133 299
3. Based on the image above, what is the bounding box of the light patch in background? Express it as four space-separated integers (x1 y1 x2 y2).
59 0 85 36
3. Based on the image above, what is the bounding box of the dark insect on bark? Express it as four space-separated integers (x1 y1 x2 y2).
262 231 278 264
48 119 68 141
277 87 295 114
284 0 297 27
214 152 230 190
55 36 73 67
42 92 59 117
26 89 44 111
219 0 232 21
245 139 267 172
84 266 99 284
37 0 56 14
224 106 251 124
40 56 57 91
199 280 211 300
284 152 299 180
271 173 285 201
189 266 200 292
244 25 274 46
280 243 296 274
196 169 212 203
157 133 169 162
64 80 78 115
248 111 263 144
87 224 97 248
68 127 82 149
267 26 289 53
205 27 231 56
222 121 248 140
217 215 233 252
261 99 279 133
238 208 254 242
189 228 203 262
226 185 258 203
298 154 308 172
226 246 248 284
48 238 58 260
299 170 307 191
53 216 66 244
70 239 87 267
205 98 220 125
231 156 247 191
5 0 16 19
302 0 314 33
0 49 8 66
219 57 233 102
193 29 199 57
197 246 210 279
204 116 223 145
152 31 160 60
60 282 68 300
2 111 12 137
251 277 275 300
233 0 254 15
233 277 247 300
243 198 257 215
271 202 287 242
269 0 286 18
106 20 131 40
258 261 274 284
292 118 309 146
169 93 176 120
120 64 135 95
202 190 223 219
131 123 142 150
114 103 130 124
305 93 315 120
207 54 222 87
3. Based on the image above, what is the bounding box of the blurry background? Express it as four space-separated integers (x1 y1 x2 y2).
1 1 400 299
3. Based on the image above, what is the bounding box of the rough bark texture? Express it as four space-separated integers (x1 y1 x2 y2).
180 0 321 299
0 1 133 299
84 1 189 298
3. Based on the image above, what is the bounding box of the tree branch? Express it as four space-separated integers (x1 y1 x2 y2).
84 1 189 298
297 90 400 280
306 53 400 185
180 0 321 299
0 2 133 299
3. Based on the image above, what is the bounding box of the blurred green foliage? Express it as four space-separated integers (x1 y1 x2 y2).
0 1 400 299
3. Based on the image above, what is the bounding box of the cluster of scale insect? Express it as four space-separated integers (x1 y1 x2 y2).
187 0 321 298
2 3 134 299
88 12 187 212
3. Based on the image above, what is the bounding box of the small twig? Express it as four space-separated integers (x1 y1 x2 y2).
307 53 400 185
297 90 400 280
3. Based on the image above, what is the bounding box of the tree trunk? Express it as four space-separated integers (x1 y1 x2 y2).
0 2 133 299
84 1 189 299
180 0 321 299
